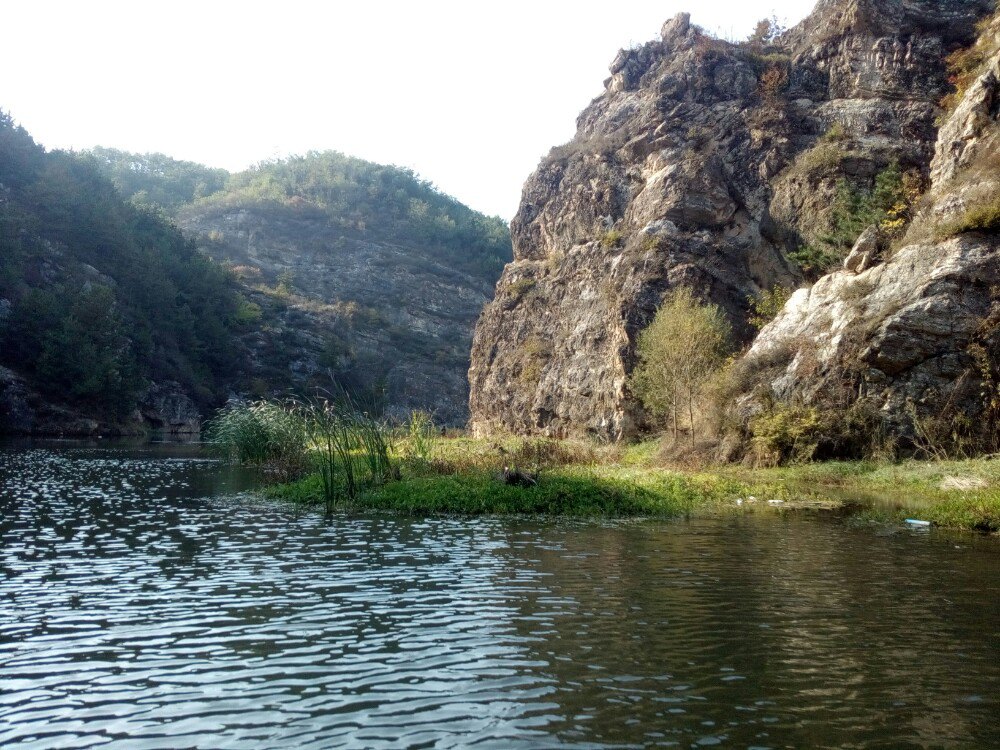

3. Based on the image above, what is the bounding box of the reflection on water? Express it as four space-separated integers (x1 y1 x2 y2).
0 444 998 749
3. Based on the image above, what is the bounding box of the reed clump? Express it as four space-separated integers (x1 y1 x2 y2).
299 398 397 514
205 400 310 481
207 397 397 514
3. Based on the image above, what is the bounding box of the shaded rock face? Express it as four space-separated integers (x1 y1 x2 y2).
139 382 201 435
739 12 1000 445
180 209 494 425
0 366 190 437
470 0 990 440
0 366 36 434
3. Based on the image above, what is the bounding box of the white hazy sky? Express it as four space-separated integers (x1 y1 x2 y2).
3 0 815 218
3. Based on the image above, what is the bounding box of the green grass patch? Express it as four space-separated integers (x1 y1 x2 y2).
265 435 1000 533
271 464 752 518
714 458 1000 532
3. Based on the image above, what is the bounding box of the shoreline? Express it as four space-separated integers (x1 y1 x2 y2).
264 439 1000 534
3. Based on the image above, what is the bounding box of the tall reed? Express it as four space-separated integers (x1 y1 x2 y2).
207 397 397 513
205 400 310 481
406 410 436 463
294 397 396 515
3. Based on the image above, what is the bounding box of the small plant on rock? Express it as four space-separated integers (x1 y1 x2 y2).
600 229 624 248
749 286 792 331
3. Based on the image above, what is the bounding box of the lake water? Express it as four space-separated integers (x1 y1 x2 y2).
1 442 998 749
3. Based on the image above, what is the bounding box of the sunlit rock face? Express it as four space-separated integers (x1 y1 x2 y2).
469 0 992 441
739 11 1000 443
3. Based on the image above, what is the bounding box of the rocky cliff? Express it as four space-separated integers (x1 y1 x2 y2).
179 205 497 424
160 152 511 426
469 0 994 441
734 7 1000 457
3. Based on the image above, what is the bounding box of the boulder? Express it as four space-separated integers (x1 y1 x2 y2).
843 225 881 273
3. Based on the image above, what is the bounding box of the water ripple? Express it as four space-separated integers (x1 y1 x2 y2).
1 444 999 748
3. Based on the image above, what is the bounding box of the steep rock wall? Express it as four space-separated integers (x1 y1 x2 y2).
470 0 990 439
180 208 493 424
736 10 1000 450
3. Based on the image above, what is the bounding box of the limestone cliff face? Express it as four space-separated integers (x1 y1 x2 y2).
469 0 991 440
179 208 494 425
737 10 1000 446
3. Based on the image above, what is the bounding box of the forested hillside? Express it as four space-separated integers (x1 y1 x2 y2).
0 123 511 433
188 153 510 280
85 147 228 214
0 112 249 433
175 153 512 423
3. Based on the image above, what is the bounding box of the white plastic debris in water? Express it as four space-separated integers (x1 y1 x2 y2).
905 519 931 527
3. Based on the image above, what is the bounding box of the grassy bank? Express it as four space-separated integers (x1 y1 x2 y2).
271 463 775 517
738 459 1000 532
263 434 1000 533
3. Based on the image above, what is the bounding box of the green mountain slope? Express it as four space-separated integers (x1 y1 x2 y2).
187 152 510 281
0 126 512 432
0 113 249 432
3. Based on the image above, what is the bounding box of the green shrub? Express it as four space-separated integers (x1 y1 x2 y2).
630 288 732 441
820 123 848 142
788 244 843 278
640 234 661 252
749 286 792 331
600 229 624 248
233 298 263 325
748 404 823 466
789 162 921 278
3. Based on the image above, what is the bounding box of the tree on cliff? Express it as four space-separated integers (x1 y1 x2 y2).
747 16 785 47
630 288 731 443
